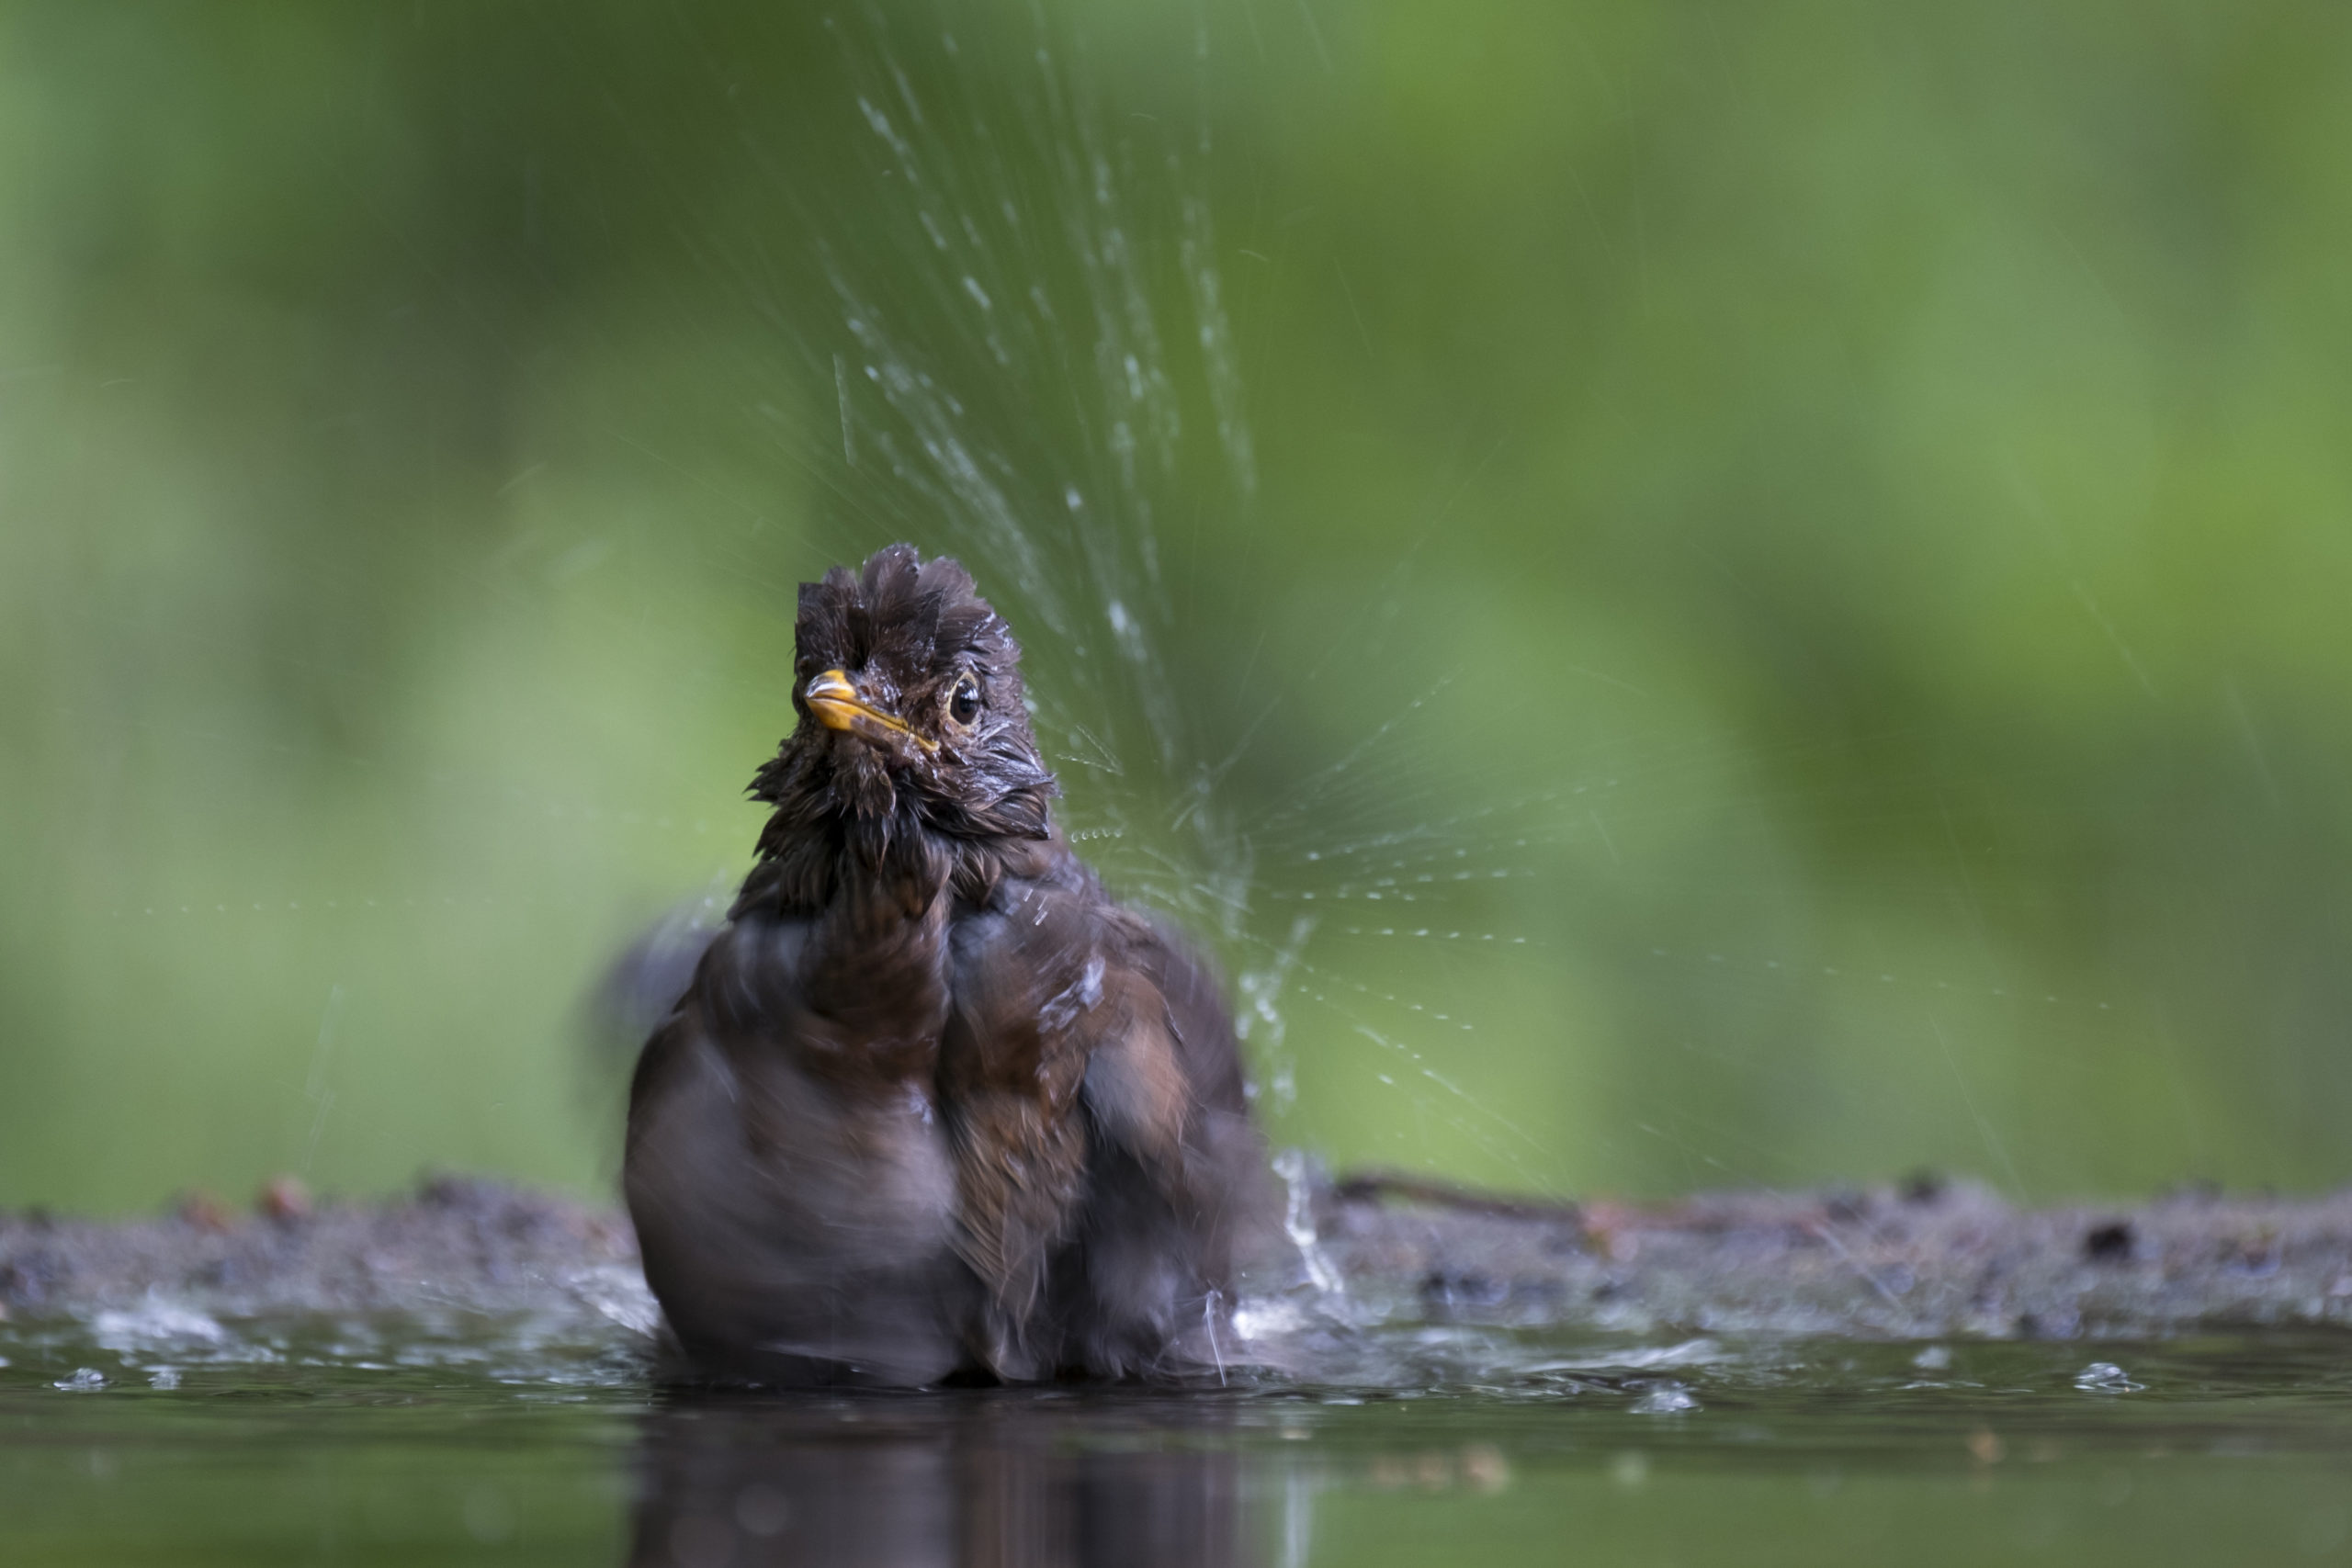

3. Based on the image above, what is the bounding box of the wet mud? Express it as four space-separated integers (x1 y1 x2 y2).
7 1169 2351 1341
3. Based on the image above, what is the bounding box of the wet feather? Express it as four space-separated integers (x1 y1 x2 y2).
625 544 1277 1385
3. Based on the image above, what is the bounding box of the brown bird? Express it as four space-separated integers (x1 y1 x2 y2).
625 545 1273 1385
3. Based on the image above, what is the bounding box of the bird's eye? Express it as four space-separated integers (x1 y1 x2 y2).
947 673 982 726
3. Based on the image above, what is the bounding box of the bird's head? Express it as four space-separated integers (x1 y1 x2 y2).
747 546 1057 886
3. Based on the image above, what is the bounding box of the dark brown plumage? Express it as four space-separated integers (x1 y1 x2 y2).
624 545 1272 1385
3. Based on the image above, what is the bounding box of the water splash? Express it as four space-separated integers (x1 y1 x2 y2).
1272 1148 1344 1298
1627 1382 1701 1416
2075 1360 2144 1394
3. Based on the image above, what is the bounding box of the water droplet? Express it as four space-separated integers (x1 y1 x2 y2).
1629 1382 1698 1415
2074 1361 2142 1393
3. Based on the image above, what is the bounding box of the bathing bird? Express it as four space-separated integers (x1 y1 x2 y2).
625 545 1271 1385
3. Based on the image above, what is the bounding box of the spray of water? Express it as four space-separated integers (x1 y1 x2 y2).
47 2 2202 1253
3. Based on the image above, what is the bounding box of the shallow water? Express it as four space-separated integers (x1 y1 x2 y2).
6 1307 2350 1566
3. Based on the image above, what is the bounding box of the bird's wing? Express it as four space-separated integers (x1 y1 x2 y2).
942 866 1281 1377
1063 916 1288 1375
935 879 1105 1371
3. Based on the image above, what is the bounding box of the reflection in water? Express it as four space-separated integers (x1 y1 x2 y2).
628 1393 1281 1568
17 1318 2352 1565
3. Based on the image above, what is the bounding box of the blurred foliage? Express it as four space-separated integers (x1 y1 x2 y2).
3 0 2349 1213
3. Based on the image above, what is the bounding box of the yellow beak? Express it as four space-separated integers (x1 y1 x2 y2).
803 668 938 753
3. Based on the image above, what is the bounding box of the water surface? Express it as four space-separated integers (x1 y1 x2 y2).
6 1307 2348 1564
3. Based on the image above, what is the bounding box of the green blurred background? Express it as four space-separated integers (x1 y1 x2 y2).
4 1 2347 1215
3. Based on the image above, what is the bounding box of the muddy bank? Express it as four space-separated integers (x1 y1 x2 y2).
0 1178 648 1326
6 1169 2352 1341
1315 1170 2352 1339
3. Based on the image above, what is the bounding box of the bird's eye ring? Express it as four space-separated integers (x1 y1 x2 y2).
947 672 983 726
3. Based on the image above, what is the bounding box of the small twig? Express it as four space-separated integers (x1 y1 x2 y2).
1331 1168 1583 1224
